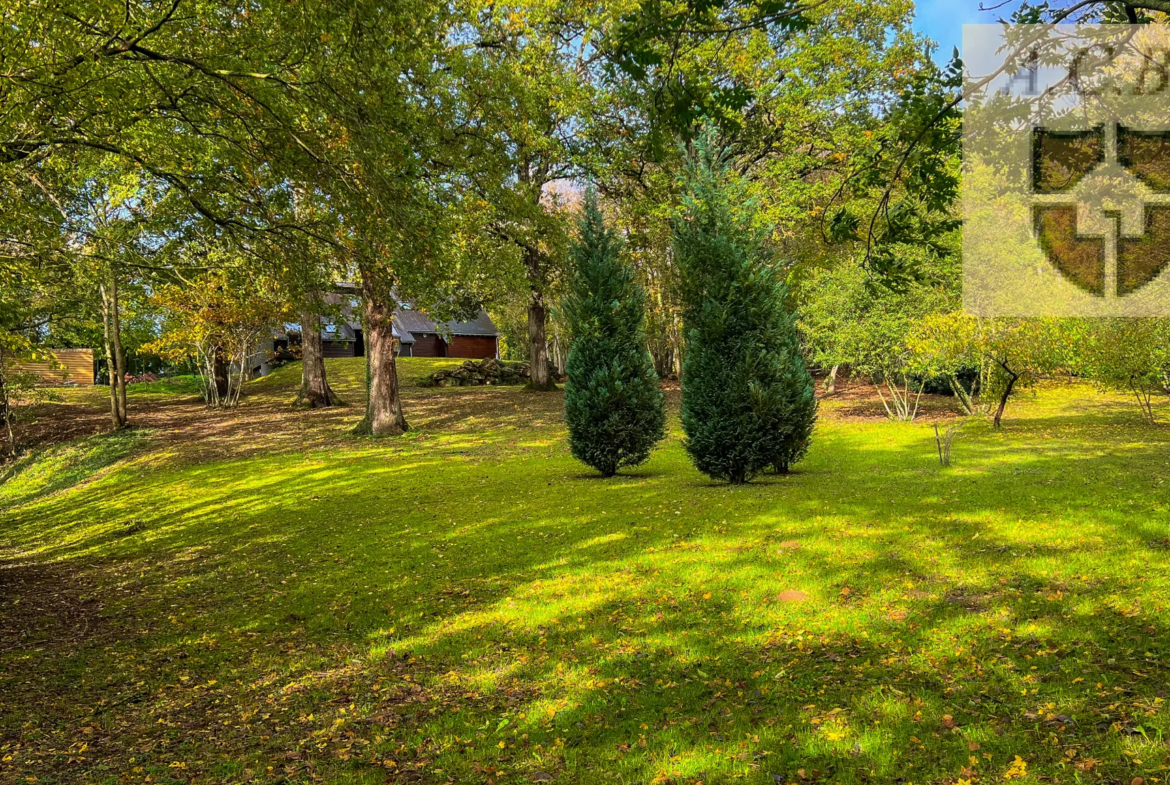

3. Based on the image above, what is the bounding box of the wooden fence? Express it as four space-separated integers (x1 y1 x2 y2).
6 349 96 385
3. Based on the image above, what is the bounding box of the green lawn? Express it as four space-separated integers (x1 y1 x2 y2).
2 359 1169 785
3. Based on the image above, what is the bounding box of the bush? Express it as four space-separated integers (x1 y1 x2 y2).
673 135 817 483
563 193 665 476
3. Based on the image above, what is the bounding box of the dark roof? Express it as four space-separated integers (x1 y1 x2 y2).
291 285 498 344
394 306 439 336
321 322 357 342
389 291 498 339
440 310 498 337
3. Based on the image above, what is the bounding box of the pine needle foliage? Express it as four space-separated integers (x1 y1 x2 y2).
673 134 817 483
563 192 666 477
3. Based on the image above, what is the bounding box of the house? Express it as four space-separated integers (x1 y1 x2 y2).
253 289 499 376
392 304 500 359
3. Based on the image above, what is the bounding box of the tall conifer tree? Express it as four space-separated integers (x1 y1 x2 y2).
563 192 665 477
673 134 817 483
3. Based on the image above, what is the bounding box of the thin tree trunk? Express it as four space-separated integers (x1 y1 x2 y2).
355 268 407 436
109 274 127 425
950 374 976 416
297 308 342 408
1130 379 1156 424
992 370 1018 429
825 364 839 395
0 347 12 457
99 282 126 429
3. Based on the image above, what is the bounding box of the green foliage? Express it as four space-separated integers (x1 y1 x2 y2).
1072 318 1170 424
799 250 957 420
673 136 816 482
909 313 1072 427
563 194 665 477
144 269 290 407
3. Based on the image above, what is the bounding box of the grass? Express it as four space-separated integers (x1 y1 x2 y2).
2 358 1169 785
0 429 147 512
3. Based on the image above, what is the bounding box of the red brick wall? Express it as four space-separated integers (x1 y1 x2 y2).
447 335 497 359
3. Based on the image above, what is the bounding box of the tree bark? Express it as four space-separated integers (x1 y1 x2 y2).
0 347 12 456
297 308 342 408
355 268 408 436
824 364 839 395
527 288 555 391
213 349 229 401
950 374 976 416
99 280 127 429
992 368 1018 429
652 348 672 379
109 275 127 424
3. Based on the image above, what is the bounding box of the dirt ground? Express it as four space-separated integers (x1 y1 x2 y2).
2 365 965 465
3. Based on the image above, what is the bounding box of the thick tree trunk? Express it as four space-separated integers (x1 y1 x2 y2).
355 269 408 436
527 288 556 391
213 349 229 401
297 309 342 408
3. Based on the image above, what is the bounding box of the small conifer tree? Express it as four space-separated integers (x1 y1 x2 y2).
563 192 666 476
673 134 817 483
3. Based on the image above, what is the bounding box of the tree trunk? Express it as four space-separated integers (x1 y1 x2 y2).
527 288 555 391
1130 378 1156 425
0 347 12 457
99 281 126 429
824 364 839 395
992 370 1018 429
297 308 342 408
109 275 127 425
213 349 229 401
355 268 408 436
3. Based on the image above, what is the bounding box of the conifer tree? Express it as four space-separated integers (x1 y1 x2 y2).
673 135 817 483
563 192 666 476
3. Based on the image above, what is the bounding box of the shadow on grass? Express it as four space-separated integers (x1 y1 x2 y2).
2 382 1169 783
0 429 146 512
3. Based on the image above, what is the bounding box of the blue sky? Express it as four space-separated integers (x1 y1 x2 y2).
911 0 1007 63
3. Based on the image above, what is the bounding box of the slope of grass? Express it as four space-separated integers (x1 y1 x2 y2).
1 361 1169 785
0 429 146 511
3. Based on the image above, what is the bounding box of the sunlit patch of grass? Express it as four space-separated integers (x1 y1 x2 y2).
2 372 1170 783
0 428 146 512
